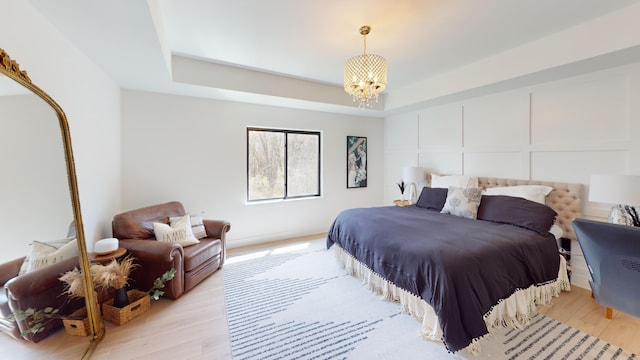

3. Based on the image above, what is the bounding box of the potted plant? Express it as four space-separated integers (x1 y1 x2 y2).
90 256 137 308
60 256 137 308
397 180 406 201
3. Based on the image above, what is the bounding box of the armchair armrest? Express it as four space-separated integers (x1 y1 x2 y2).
203 219 231 239
5 256 79 301
203 219 230 268
118 239 185 300
0 257 25 286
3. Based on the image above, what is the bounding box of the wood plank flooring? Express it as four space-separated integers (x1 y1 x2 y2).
1 234 638 359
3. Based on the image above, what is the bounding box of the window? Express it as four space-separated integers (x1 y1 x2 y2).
247 128 321 202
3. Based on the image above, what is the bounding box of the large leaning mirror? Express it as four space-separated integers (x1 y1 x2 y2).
0 48 103 358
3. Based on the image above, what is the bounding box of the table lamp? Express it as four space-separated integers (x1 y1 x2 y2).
589 174 640 226
95 237 119 255
403 166 425 204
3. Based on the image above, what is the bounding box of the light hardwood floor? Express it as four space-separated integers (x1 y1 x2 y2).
1 234 638 359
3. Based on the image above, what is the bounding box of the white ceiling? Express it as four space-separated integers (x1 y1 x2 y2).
28 0 640 115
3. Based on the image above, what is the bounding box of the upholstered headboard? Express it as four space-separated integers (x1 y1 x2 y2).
425 175 584 241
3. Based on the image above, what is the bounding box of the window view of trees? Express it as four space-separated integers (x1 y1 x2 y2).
247 128 320 201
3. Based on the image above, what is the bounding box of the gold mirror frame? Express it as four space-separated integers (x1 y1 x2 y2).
0 48 103 358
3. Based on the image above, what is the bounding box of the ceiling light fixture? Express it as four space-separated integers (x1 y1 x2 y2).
344 25 387 108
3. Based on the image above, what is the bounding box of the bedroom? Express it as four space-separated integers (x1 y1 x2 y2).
1 0 639 358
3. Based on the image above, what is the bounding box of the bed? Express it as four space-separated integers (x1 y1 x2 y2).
326 176 582 353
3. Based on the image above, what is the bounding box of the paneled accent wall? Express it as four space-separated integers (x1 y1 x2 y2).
384 61 640 289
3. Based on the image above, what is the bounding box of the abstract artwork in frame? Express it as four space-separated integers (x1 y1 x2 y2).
347 136 367 188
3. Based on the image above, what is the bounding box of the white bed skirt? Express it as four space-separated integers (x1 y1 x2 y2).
332 245 571 354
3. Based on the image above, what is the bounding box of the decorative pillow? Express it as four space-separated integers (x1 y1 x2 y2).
430 174 478 189
154 214 200 247
24 237 78 273
415 187 448 211
608 205 640 226
549 224 563 240
483 185 553 205
440 187 483 219
170 214 207 239
477 195 558 235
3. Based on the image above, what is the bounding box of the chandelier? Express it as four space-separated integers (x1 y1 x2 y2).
344 25 387 108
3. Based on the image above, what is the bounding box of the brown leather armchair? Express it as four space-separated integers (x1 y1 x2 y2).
112 201 230 300
0 256 84 342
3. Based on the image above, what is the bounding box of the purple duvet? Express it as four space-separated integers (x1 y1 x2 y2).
326 205 560 352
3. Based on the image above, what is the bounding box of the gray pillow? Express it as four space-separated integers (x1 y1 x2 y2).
415 187 448 211
477 195 557 235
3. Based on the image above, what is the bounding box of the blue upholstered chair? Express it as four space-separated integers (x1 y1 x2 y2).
572 218 640 319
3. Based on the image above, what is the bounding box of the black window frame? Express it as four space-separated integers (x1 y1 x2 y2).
246 127 321 202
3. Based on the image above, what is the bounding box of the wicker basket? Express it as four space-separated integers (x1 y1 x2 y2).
63 307 90 336
102 289 150 325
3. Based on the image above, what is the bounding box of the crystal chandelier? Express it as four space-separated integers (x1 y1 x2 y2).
344 25 387 108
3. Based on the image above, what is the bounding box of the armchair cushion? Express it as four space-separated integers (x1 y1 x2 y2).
183 239 222 272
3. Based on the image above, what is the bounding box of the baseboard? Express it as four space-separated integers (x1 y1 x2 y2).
227 232 326 251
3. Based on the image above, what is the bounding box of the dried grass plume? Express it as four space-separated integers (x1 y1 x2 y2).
91 256 138 290
59 256 139 298
59 267 86 298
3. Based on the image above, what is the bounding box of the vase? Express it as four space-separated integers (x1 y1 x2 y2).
113 287 130 308
408 183 417 204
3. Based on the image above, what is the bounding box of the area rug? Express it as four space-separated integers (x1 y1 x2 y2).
223 243 637 360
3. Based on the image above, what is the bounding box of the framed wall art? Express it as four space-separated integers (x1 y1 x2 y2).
347 136 367 188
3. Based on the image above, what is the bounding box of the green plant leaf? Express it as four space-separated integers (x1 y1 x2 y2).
148 268 176 300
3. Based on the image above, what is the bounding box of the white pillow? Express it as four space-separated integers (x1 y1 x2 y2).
24 237 78 273
549 223 563 240
483 185 553 205
170 214 206 239
431 174 478 189
440 187 483 219
154 214 200 247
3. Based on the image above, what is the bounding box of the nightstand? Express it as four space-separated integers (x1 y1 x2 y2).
393 200 409 206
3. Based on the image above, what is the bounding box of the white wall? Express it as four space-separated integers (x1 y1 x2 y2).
384 61 640 290
0 1 121 252
0 95 74 261
121 90 384 248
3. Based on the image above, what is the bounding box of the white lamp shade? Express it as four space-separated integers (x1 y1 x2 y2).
589 174 640 205
402 167 425 184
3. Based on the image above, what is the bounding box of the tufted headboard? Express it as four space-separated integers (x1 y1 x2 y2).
425 175 584 241
477 178 583 241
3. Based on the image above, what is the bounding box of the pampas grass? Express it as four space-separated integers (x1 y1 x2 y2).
60 256 139 298
59 267 86 298
91 256 137 290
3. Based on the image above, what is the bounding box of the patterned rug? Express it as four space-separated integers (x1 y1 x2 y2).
223 243 637 360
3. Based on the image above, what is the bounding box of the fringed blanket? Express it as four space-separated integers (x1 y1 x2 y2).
327 206 570 353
